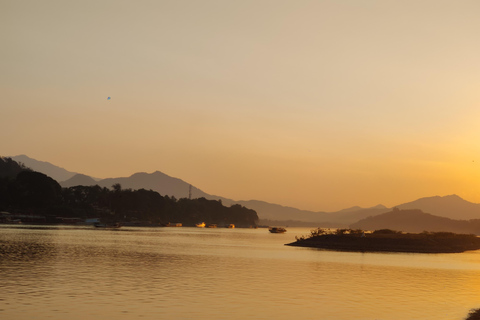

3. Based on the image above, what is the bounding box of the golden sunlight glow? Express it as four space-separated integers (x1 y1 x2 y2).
2 0 480 211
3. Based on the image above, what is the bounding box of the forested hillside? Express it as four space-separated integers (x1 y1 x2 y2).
0 157 258 226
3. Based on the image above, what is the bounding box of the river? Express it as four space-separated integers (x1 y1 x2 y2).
1 225 479 320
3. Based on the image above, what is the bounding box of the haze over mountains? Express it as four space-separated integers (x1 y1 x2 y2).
11 155 480 229
351 209 480 234
12 155 100 182
395 194 480 220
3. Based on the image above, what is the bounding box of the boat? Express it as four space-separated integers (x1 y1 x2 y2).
207 224 217 228
195 222 206 228
269 227 286 233
94 222 121 229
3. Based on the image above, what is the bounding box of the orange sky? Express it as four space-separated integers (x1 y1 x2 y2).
2 0 480 211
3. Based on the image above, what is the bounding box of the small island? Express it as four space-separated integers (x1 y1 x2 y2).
286 228 480 253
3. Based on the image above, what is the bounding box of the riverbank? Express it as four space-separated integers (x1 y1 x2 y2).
286 229 480 253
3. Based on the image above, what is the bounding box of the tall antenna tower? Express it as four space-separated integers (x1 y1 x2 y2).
189 184 192 200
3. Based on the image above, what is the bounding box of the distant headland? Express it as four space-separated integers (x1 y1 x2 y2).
287 228 480 254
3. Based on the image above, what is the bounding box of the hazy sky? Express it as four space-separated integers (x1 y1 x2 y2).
2 0 480 211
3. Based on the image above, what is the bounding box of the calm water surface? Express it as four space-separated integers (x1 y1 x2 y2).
1 225 480 320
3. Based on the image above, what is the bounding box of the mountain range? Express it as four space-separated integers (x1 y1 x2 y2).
12 155 100 182
351 208 480 234
10 155 480 229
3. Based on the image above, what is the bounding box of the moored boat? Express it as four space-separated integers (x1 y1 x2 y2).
269 227 286 233
195 222 206 228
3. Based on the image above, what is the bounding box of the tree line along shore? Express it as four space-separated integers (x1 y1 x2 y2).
0 157 258 227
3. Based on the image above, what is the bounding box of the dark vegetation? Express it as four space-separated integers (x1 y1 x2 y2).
466 309 480 320
288 228 480 253
0 157 258 226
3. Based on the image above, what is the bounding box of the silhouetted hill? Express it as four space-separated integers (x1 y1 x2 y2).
0 159 258 226
336 206 363 213
229 200 326 222
0 156 30 178
5 156 392 224
11 155 84 182
68 171 362 225
396 195 480 220
350 209 480 234
13 156 480 225
62 174 98 188
322 206 391 226
225 201 389 226
5 156 391 224
92 171 212 200
58 170 212 201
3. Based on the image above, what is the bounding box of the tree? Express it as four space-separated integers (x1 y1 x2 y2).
0 157 30 178
12 171 62 211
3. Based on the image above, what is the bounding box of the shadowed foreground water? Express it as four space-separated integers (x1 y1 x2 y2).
1 225 480 320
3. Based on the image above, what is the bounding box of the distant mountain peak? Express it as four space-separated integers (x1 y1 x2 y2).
336 206 363 213
350 208 480 234
443 194 464 200
336 204 387 213
417 194 463 201
11 155 480 225
130 171 149 177
71 173 92 179
396 194 480 220
11 155 80 182
61 173 97 188
14 154 66 170
129 171 170 178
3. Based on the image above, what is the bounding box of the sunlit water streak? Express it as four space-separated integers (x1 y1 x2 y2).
1 225 480 320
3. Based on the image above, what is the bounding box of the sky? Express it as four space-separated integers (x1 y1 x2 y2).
2 0 480 212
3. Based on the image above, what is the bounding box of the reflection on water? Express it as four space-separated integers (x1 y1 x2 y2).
1 225 480 320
